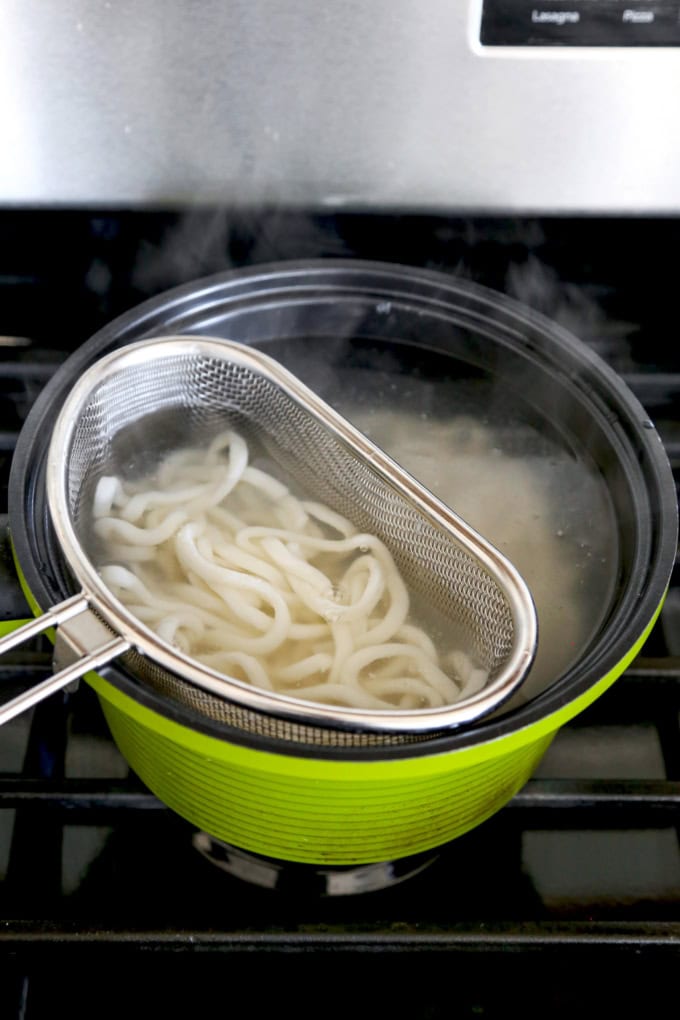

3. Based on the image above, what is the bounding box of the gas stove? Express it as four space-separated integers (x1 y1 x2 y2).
0 210 678 1017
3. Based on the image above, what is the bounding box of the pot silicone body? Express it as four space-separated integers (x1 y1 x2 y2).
91 612 658 863
13 560 664 863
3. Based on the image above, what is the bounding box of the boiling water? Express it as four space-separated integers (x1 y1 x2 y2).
350 409 618 707
266 338 621 709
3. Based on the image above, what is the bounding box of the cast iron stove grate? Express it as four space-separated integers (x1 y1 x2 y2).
0 212 678 1018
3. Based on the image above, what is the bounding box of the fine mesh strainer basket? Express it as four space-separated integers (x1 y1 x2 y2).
0 336 537 744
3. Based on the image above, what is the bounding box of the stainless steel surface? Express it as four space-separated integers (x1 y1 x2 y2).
0 596 129 726
2 1 680 211
52 604 122 671
40 335 537 742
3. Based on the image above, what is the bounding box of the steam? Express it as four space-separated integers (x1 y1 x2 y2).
505 253 637 368
131 211 236 294
130 209 356 296
124 212 638 373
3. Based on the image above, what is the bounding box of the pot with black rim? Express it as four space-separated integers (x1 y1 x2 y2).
3 259 677 866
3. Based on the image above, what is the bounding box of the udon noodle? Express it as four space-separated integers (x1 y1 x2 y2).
92 430 488 711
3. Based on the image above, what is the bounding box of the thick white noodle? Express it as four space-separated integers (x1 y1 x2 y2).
93 430 488 711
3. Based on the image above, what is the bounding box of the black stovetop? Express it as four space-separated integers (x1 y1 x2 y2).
0 210 678 1018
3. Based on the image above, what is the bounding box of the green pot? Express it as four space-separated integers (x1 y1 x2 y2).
6 261 677 865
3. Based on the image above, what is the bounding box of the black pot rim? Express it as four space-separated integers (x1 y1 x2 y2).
8 258 679 761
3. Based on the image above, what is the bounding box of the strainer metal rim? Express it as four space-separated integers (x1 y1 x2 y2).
45 335 537 734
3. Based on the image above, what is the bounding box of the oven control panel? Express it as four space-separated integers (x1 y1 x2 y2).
481 0 680 45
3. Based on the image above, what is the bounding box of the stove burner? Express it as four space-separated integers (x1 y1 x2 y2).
192 832 439 895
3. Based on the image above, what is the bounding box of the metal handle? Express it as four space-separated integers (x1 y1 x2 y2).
0 593 130 726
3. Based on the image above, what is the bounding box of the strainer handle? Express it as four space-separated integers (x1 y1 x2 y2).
0 594 130 726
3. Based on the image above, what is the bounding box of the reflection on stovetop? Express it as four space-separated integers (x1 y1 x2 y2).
0 210 678 1017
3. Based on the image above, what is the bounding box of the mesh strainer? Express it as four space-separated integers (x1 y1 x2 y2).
0 336 537 744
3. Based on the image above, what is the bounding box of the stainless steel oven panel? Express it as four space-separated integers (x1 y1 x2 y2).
1 0 680 212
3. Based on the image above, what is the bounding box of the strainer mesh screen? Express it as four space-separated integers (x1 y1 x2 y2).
64 348 517 746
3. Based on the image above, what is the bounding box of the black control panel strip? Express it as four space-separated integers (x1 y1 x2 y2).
481 1 680 46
